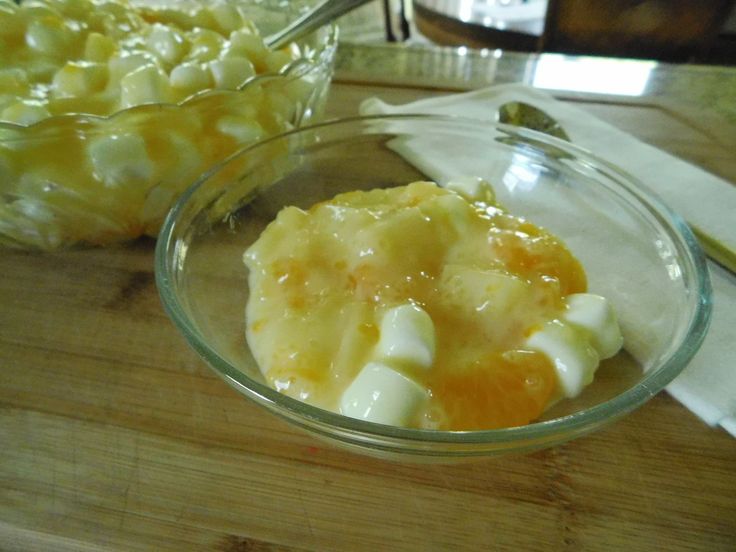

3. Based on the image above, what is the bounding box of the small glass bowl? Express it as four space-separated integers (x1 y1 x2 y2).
156 115 712 461
0 0 337 250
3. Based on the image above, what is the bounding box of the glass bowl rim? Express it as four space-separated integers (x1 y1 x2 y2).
155 113 713 449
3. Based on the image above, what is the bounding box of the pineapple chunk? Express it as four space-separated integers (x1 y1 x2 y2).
208 57 255 90
52 62 108 98
209 2 245 34
216 116 264 143
1 100 51 125
119 64 171 107
146 24 189 66
84 32 116 62
88 133 154 188
169 62 212 97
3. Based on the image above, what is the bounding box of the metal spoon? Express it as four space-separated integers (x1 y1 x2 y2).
497 100 736 274
265 0 374 50
497 101 571 142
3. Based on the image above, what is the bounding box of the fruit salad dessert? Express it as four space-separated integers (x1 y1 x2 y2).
243 179 623 430
0 0 306 121
0 0 334 249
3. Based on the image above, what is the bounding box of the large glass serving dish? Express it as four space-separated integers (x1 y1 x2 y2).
0 0 337 249
156 115 712 461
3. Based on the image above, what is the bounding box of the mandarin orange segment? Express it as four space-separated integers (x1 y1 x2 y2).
488 214 587 296
429 350 558 430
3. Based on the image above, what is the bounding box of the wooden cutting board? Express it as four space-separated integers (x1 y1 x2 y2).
1 75 735 551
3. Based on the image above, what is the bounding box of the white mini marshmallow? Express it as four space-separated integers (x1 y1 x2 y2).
88 133 153 188
525 320 600 399
187 29 224 63
25 17 70 55
209 2 244 33
108 53 157 85
340 361 427 426
216 116 264 143
169 62 212 94
208 57 255 90
146 24 189 65
120 64 171 107
444 176 495 203
229 29 268 60
563 293 624 359
375 304 436 370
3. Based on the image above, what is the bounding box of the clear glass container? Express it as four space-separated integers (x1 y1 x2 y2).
0 0 337 250
156 115 712 461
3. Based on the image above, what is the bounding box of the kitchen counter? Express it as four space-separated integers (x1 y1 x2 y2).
1 42 735 551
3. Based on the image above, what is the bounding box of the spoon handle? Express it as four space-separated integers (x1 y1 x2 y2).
497 100 736 276
266 0 374 50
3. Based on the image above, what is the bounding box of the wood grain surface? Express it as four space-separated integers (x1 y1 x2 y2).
1 78 735 551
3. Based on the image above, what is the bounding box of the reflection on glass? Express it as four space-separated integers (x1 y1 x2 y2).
502 153 541 193
429 0 548 33
532 54 655 96
458 0 474 22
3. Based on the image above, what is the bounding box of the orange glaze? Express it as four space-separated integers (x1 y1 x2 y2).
427 351 557 430
244 181 587 430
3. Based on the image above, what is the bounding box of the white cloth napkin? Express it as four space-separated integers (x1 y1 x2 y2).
360 83 736 437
